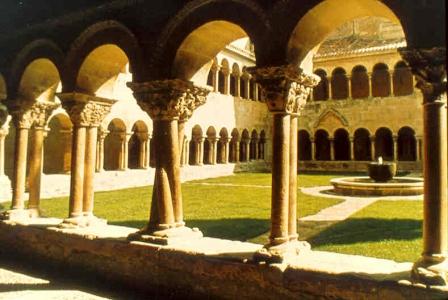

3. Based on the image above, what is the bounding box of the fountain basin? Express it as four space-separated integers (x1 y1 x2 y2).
330 177 423 196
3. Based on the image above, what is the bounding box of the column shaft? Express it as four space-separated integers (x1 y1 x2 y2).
288 115 298 240
311 139 316 161
69 126 86 217
82 127 98 216
370 137 376 160
11 127 29 210
422 100 447 259
28 127 45 210
269 113 290 245
329 138 335 161
0 131 6 176
350 138 355 161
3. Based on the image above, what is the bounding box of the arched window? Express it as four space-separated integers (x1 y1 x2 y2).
104 118 127 171
207 69 214 87
354 128 371 161
372 63 391 97
375 127 394 160
249 79 256 100
315 130 331 161
230 63 240 97
189 125 203 165
398 127 416 161
128 121 148 169
240 129 250 162
393 61 413 96
351 65 369 99
334 129 350 161
229 129 240 163
331 68 348 100
258 130 266 159
298 130 312 160
217 128 228 164
43 114 73 174
218 68 225 94
250 130 259 160
204 126 216 164
313 69 329 101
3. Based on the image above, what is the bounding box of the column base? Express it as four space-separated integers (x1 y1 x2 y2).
59 215 107 229
0 208 31 221
253 240 311 264
411 256 448 286
0 175 11 200
127 225 203 245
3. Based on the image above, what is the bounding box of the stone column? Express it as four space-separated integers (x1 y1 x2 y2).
235 140 240 163
234 74 241 97
327 76 333 100
389 70 394 96
182 138 189 166
127 79 209 243
400 47 448 286
0 128 7 176
146 134 152 168
347 75 352 99
350 137 355 161
310 138 316 160
96 129 108 172
393 135 399 161
224 137 231 163
416 136 423 162
244 139 250 162
208 137 217 165
59 92 116 226
367 72 373 98
122 133 131 170
197 137 204 165
248 65 319 262
27 126 46 215
289 114 299 241
329 138 335 161
370 136 376 160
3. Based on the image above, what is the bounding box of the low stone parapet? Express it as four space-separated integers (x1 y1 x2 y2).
0 221 446 299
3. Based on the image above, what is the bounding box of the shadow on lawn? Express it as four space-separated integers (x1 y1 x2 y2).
308 218 422 247
110 218 270 242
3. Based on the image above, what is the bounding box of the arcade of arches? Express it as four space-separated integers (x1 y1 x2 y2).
0 0 446 297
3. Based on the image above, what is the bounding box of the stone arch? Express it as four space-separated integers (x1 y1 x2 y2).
218 59 229 94
285 0 404 66
372 63 391 97
43 113 73 174
298 130 311 161
240 129 250 162
393 61 413 96
315 129 330 161
375 127 394 161
258 130 266 160
189 125 203 165
351 65 369 99
64 20 142 92
331 67 348 100
354 128 372 161
204 126 217 164
8 39 64 101
151 0 269 79
217 127 229 164
229 128 240 163
206 58 218 88
104 118 127 171
334 128 350 161
398 126 416 161
249 129 259 160
230 63 240 97
128 121 149 169
313 69 328 101
314 108 348 131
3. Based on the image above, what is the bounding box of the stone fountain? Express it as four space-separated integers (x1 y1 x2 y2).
330 157 423 196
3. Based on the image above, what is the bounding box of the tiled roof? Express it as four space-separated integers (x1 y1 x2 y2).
315 35 406 58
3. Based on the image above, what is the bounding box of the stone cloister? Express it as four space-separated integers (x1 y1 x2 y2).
0 0 446 298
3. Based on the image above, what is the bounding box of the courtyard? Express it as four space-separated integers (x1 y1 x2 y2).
1 172 423 263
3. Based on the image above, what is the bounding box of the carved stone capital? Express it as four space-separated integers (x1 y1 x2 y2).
127 79 210 121
58 92 116 127
10 100 58 129
399 47 446 103
247 65 320 114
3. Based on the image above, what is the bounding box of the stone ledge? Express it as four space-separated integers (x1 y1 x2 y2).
0 221 446 299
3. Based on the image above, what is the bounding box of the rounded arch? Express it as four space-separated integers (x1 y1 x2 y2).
230 63 240 96
218 59 229 94
334 128 350 161
43 113 73 174
286 0 403 65
315 129 330 161
258 130 266 160
9 39 64 100
354 128 372 161
104 118 127 171
313 69 328 101
189 125 204 166
372 63 391 97
298 130 312 161
152 0 268 79
331 67 348 100
249 129 259 160
240 129 250 162
351 65 369 99
128 120 149 169
393 61 413 96
398 126 416 161
64 20 142 92
375 127 394 160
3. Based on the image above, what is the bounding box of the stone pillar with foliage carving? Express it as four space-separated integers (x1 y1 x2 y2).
400 47 448 286
59 93 116 227
248 65 319 262
127 79 209 244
